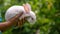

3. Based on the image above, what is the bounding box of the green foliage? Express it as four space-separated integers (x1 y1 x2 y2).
0 0 60 34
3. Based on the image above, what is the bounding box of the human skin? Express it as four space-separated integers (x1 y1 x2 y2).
0 12 23 32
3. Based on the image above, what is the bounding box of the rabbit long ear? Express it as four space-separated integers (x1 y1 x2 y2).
25 3 31 11
23 3 31 13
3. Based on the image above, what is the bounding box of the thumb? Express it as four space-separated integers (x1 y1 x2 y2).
8 12 23 22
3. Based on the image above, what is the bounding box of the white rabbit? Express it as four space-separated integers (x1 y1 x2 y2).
5 3 36 25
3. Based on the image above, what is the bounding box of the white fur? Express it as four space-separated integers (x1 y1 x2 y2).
26 11 36 24
5 5 36 24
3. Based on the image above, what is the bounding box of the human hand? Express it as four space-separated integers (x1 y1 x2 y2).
8 12 23 24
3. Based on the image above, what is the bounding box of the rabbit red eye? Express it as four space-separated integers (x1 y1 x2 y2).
32 18 33 20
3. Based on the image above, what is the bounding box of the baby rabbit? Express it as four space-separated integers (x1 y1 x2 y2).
5 3 36 28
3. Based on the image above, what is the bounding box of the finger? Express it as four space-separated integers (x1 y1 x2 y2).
8 12 23 22
18 19 22 27
15 12 23 19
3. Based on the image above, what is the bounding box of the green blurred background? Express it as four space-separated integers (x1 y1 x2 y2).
0 0 60 34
